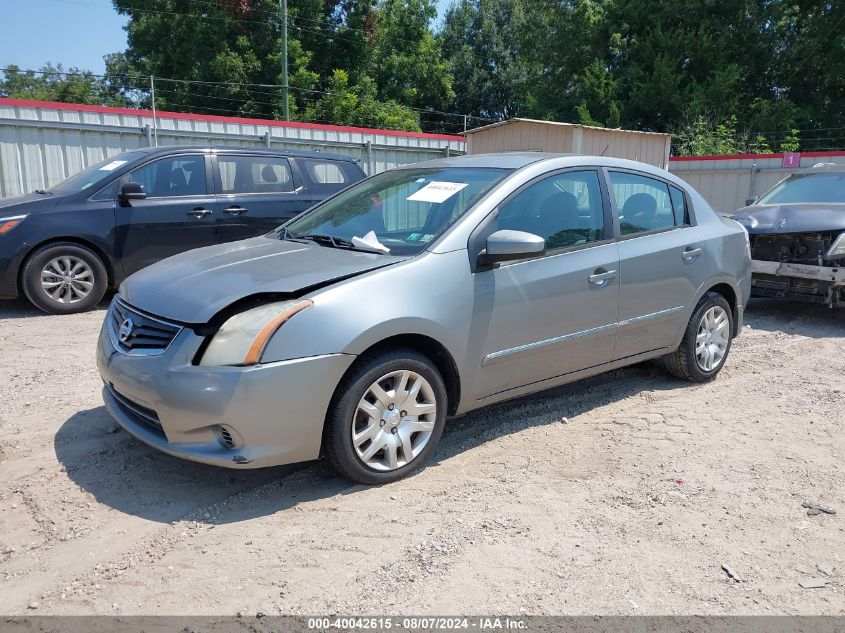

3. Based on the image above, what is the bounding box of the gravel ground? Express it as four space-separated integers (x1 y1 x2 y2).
0 296 842 615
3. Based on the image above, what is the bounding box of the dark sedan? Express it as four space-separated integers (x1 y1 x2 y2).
734 163 845 306
0 146 365 313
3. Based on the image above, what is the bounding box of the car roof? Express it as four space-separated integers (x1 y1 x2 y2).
398 152 673 175
796 162 845 174
125 145 360 163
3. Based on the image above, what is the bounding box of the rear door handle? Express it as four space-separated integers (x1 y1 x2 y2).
682 247 703 262
187 208 212 218
223 206 248 216
588 269 617 286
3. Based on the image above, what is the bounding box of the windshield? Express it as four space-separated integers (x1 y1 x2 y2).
49 152 145 194
282 167 512 255
758 172 845 205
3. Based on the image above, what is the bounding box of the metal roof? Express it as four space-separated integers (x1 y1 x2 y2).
464 117 673 138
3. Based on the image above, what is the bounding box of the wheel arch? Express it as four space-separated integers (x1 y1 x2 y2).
704 282 739 336
340 334 462 416
18 236 116 293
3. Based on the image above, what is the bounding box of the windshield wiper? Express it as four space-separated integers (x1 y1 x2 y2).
296 233 368 250
33 189 53 195
284 231 386 254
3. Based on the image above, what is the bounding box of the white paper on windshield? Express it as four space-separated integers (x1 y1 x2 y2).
98 160 128 172
407 181 468 204
351 230 390 254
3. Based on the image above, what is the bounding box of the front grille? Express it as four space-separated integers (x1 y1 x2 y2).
109 298 182 355
107 384 165 438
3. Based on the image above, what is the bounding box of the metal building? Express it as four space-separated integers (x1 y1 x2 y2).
0 98 465 199
464 118 673 169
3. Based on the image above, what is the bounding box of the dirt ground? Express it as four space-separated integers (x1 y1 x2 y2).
0 296 842 616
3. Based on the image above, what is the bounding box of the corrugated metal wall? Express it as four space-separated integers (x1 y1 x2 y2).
0 99 466 198
668 153 845 212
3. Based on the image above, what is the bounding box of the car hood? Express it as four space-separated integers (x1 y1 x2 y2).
734 203 845 234
119 236 409 323
0 192 63 215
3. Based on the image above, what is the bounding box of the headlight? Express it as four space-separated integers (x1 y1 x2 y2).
825 233 845 261
199 299 313 366
0 214 27 234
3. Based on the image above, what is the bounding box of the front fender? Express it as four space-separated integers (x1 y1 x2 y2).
260 250 474 370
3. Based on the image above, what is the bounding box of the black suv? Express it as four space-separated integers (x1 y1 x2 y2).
0 146 365 313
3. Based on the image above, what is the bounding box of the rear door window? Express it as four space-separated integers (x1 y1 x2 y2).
217 155 294 194
609 171 678 235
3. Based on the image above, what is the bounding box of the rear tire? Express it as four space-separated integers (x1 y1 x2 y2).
324 348 447 485
663 291 734 382
21 242 108 314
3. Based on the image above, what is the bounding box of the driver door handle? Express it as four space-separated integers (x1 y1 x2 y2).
223 206 248 216
187 207 212 218
588 269 617 286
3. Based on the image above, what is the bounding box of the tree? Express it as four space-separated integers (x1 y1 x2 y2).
439 0 539 121
0 64 120 105
371 0 453 111
305 69 420 130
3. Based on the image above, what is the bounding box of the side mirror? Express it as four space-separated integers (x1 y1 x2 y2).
120 182 146 201
745 197 757 207
479 229 545 266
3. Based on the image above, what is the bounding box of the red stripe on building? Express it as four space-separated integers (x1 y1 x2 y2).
0 97 465 142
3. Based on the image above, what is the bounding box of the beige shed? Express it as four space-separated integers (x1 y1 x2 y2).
465 118 673 169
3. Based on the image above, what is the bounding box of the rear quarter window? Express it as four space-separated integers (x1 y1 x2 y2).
300 159 361 186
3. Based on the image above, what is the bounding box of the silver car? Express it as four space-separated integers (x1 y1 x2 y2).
97 153 751 484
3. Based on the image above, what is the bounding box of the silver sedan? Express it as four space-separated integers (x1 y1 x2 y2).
97 153 751 484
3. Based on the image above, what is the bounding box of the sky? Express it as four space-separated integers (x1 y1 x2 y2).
0 0 129 74
0 0 453 76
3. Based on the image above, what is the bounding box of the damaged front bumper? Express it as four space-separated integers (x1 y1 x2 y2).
750 259 845 306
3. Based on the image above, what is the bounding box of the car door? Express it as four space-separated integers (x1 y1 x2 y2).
472 169 620 399
608 169 708 360
213 154 309 241
116 154 220 278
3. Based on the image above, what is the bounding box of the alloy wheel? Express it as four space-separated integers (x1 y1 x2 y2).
40 256 94 304
351 369 437 471
695 305 729 371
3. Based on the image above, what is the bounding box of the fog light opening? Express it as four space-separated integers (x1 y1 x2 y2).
216 425 238 450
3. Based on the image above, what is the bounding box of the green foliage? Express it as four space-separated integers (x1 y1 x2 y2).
0 63 133 107
440 0 537 120
304 69 420 130
779 129 800 153
3 0 844 146
674 114 740 157
372 0 453 110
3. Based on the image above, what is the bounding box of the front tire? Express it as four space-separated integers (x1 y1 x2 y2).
663 291 734 382
324 348 447 484
21 242 108 314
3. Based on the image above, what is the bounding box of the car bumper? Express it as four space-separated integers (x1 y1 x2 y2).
96 308 356 469
0 239 29 298
751 259 845 284
750 259 845 304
